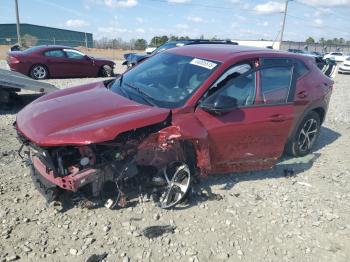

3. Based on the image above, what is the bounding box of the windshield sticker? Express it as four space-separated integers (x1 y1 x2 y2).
190 58 217 70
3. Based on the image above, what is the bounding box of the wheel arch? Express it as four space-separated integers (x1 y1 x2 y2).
312 107 325 124
286 105 326 144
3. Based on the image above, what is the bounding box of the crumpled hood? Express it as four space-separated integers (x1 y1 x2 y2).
16 81 170 146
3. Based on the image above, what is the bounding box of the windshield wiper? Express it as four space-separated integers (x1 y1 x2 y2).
124 82 157 106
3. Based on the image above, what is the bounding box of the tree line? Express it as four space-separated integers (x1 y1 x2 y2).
93 35 211 50
305 37 350 45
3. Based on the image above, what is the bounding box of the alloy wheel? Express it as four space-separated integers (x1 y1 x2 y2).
159 163 191 209
298 118 318 152
32 66 47 79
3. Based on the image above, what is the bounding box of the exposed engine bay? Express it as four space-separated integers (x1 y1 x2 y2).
17 117 195 210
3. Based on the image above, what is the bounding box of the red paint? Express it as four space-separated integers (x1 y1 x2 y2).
32 156 98 191
16 81 170 146
17 45 333 180
7 45 114 78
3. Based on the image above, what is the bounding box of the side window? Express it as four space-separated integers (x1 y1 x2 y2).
294 60 308 78
44 50 65 58
205 70 256 107
258 66 293 105
64 49 85 59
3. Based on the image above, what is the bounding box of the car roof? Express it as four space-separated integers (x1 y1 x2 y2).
28 45 76 52
167 44 287 63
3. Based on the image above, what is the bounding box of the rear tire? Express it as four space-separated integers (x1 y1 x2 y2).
285 111 321 157
30 64 48 80
100 65 113 77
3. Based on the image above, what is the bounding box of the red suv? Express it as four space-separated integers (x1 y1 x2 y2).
16 45 333 208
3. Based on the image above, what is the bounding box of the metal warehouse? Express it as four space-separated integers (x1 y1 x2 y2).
0 23 93 48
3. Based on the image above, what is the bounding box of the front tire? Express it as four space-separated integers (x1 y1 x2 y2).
100 65 113 77
285 111 321 157
30 64 48 80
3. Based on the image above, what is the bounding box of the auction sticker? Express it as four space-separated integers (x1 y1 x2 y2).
190 58 217 70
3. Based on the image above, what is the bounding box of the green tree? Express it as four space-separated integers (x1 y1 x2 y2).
305 37 315 44
319 37 326 45
150 36 168 47
134 38 147 50
21 34 38 47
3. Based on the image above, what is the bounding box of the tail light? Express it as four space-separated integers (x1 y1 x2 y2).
8 56 20 64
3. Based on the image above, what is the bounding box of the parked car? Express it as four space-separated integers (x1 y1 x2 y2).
16 45 333 209
123 39 238 68
7 45 115 80
338 57 350 74
323 52 348 62
287 49 305 54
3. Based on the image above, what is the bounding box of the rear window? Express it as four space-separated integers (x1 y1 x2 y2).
22 46 44 54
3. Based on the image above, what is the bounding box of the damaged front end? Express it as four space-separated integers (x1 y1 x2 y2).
17 118 195 210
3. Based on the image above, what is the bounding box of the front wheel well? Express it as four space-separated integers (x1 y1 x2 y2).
312 107 325 123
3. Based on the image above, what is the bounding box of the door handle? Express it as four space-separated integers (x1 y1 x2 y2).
297 90 308 99
268 114 286 122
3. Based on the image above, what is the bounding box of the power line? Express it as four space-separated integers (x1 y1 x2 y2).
295 1 350 22
144 0 255 12
287 14 348 35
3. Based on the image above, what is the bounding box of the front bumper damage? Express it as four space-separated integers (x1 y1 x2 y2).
16 122 197 210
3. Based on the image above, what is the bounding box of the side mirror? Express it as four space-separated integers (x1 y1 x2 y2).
200 95 238 115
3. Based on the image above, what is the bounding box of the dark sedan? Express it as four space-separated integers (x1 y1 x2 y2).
7 45 115 80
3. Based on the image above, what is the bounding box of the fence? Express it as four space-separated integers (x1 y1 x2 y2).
0 37 91 48
281 41 350 53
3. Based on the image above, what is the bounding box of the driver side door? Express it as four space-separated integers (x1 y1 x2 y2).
63 49 96 77
195 63 296 174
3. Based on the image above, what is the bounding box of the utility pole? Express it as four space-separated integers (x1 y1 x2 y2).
279 0 292 50
84 32 88 48
15 0 21 46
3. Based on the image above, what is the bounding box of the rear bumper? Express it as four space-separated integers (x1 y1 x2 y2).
8 62 30 75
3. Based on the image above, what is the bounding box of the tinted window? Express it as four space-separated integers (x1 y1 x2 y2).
294 60 308 78
259 66 293 104
205 70 256 107
64 49 85 59
44 50 65 57
22 46 45 54
262 58 293 65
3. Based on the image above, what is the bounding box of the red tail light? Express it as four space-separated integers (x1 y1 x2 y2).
8 56 20 64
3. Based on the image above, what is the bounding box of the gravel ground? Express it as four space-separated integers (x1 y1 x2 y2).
0 60 350 262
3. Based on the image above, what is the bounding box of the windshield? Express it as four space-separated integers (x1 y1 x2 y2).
110 52 220 108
